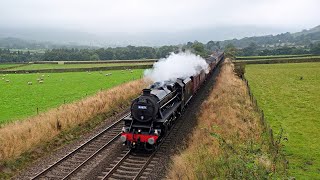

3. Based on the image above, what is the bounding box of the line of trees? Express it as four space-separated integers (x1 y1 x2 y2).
0 41 218 62
1 40 319 63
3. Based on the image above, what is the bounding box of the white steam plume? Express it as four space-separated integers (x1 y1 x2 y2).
144 51 209 83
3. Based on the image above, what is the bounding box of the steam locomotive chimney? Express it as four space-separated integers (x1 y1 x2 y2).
143 89 151 96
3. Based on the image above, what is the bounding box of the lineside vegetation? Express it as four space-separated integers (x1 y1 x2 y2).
168 59 286 179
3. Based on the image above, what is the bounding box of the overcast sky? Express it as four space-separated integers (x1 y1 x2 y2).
0 0 319 35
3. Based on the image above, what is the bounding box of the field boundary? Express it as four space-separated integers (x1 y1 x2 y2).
0 64 31 71
236 54 313 60
233 57 320 65
33 59 157 64
241 75 288 171
0 64 153 74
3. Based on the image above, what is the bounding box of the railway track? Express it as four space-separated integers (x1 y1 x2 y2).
96 116 184 180
31 114 128 180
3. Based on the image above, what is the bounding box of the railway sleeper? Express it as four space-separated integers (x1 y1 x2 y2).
126 158 147 163
119 165 141 171
122 161 143 167
111 172 136 179
115 169 139 175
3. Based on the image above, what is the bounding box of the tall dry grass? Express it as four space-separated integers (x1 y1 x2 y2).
169 59 275 179
0 79 146 162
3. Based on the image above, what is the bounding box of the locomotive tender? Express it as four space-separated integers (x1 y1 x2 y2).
120 52 224 150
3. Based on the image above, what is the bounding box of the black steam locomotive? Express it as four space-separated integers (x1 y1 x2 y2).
120 52 224 150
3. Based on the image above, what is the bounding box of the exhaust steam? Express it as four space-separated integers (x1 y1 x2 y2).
144 51 209 83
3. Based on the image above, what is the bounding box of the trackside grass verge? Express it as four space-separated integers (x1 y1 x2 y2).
168 59 287 179
0 79 147 178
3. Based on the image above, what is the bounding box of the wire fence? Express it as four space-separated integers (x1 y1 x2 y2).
242 77 275 146
242 76 288 172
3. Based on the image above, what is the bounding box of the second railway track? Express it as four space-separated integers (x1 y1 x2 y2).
31 113 128 180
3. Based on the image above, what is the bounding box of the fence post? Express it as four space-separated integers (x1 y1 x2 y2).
37 107 39 115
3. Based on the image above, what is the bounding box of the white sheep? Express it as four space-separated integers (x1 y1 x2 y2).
27 82 32 85
130 70 134 73
105 73 109 76
6 80 10 83
41 75 45 77
47 75 50 77
1 78 4 80
39 80 44 84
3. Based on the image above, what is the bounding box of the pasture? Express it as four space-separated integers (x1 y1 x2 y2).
4 62 154 71
0 64 20 69
245 62 320 178
0 69 145 124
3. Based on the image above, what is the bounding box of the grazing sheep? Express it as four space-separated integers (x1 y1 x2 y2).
3 75 5 77
47 75 50 77
6 80 10 83
105 73 109 76
37 78 41 81
109 73 112 75
39 80 44 84
27 82 32 85
130 70 134 73
40 77 44 80
1 78 4 80
41 75 45 77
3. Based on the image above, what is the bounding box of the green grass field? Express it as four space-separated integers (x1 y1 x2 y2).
0 64 21 69
245 63 320 179
5 62 153 71
0 69 145 124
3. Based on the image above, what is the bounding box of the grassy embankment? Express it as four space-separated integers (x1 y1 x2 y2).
169 59 286 179
0 69 144 124
246 63 320 179
0 78 147 178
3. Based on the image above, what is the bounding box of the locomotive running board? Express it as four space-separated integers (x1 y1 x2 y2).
157 102 182 123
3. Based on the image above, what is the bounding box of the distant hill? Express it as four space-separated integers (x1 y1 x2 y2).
220 25 320 48
293 25 320 37
0 25 319 50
